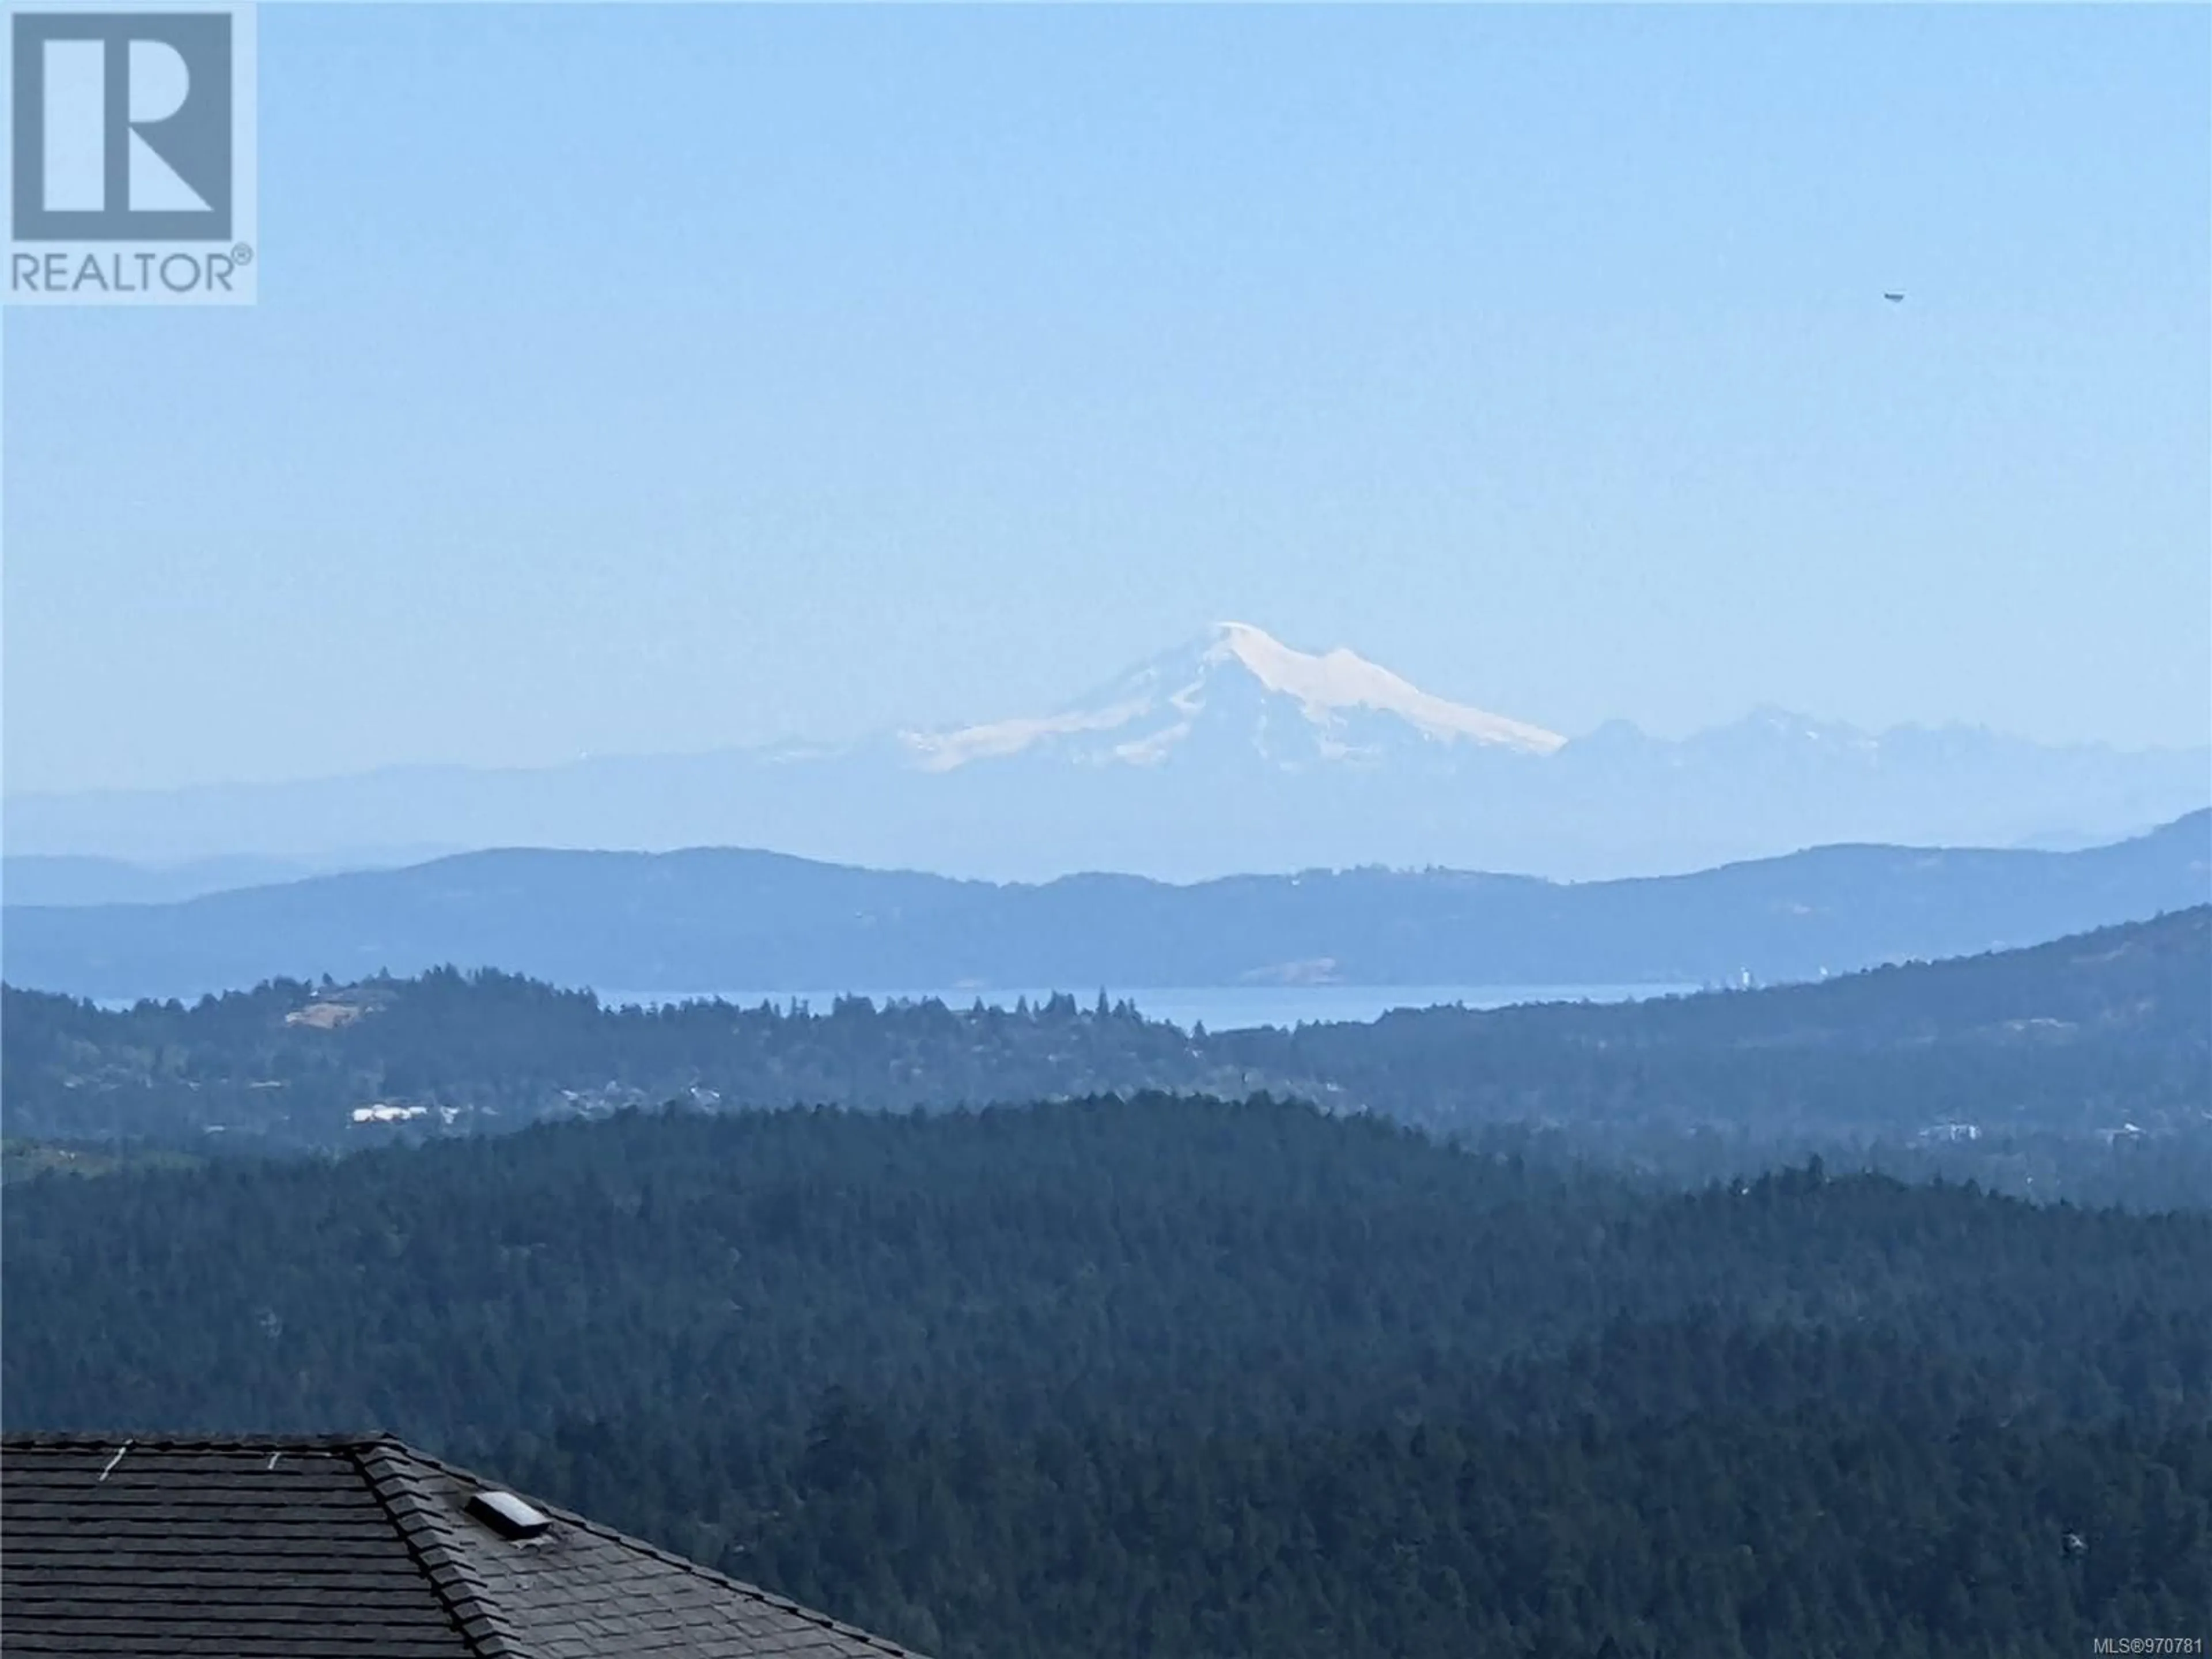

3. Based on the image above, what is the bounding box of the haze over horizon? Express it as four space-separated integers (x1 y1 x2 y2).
6 615 2203 882
12 618 2206 812
3 5 2206 800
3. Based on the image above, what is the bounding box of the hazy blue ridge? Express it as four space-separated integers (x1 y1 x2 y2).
2 808 2203 1003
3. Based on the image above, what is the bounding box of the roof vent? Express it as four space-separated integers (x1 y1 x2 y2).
467 1488 553 1540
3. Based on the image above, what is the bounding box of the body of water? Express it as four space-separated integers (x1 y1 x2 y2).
593 983 1700 1031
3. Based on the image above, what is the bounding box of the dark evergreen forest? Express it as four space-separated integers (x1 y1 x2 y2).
6 1097 2209 1657
5 907 2206 1206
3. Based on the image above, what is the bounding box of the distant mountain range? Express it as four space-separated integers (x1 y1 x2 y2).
5 810 2204 1003
6 626 2205 882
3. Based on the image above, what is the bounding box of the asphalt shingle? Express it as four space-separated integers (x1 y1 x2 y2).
2 1434 925 1658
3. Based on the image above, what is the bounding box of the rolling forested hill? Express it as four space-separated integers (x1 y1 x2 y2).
8 916 2206 1651
5 910 2206 1203
5 1097 2207 1657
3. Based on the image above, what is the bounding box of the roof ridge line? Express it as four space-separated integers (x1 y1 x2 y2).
353 1439 536 1659
1 1430 388 1450
400 1443 923 1658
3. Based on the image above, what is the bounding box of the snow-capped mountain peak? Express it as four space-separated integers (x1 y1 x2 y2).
1206 622 1565 753
900 623 1565 772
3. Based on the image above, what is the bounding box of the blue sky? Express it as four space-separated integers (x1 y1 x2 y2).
5 3 2206 794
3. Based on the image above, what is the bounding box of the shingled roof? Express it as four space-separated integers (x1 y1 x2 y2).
1 1433 927 1658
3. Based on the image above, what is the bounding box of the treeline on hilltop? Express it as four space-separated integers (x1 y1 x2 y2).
5 1096 2207 1657
11 1099 2210 1446
0 971 1230 1143
5 910 2207 1161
